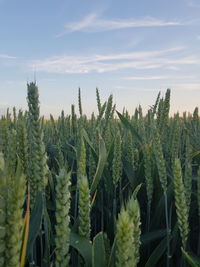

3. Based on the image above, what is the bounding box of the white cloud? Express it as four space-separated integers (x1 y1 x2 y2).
0 101 10 106
166 66 179 70
154 56 199 66
123 76 168 80
114 85 159 92
174 83 200 91
66 13 98 31
63 14 183 33
123 75 196 81
0 54 16 59
30 46 200 74
0 80 25 87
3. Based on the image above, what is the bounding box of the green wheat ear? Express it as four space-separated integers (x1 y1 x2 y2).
27 82 49 205
78 87 83 117
77 135 86 181
197 167 200 219
116 208 135 267
17 118 29 178
112 130 122 186
184 134 192 211
173 158 189 248
96 87 102 113
6 174 25 266
143 144 153 210
126 196 141 266
6 129 17 177
124 130 134 167
78 175 91 239
55 168 71 266
0 152 5 171
153 126 167 192
0 156 6 266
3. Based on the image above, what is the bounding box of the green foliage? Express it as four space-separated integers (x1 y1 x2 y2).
2 84 200 266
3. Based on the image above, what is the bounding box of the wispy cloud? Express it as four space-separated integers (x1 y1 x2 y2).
114 85 159 92
61 14 183 33
0 101 10 106
174 83 200 91
123 75 196 81
66 13 98 32
30 46 200 74
0 54 16 59
123 76 168 81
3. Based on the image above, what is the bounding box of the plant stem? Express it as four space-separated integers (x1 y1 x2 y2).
146 203 151 257
113 186 117 226
164 191 171 267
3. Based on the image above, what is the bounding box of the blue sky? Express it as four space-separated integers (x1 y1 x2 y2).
0 0 200 117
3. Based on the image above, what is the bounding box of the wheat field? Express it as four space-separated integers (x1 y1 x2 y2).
0 82 200 266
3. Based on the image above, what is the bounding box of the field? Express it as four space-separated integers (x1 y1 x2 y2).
1 82 200 266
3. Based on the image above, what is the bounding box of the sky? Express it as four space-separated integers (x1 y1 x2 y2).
0 0 200 117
